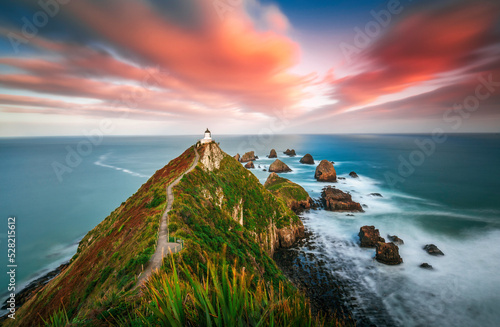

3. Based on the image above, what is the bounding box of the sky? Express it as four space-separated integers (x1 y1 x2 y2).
0 0 499 136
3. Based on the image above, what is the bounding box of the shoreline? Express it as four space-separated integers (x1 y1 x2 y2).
1 261 69 316
273 221 397 327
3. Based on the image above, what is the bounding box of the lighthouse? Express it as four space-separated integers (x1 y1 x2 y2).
200 128 213 144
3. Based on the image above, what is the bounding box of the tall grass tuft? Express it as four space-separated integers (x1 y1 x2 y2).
141 256 329 326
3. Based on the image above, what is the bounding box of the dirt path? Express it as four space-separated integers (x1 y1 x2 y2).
136 146 199 288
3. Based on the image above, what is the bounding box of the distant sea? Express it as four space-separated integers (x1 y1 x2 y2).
1 134 499 326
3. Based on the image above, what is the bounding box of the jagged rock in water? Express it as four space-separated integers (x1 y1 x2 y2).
423 244 444 256
240 151 256 162
300 154 315 164
369 193 383 197
284 149 296 156
268 149 277 158
420 263 433 270
234 153 240 161
349 171 359 178
387 235 404 245
245 161 255 169
376 242 403 265
315 160 337 182
269 159 292 173
321 186 363 212
359 225 385 247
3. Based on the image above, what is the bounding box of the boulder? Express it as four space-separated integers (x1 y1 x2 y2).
299 153 315 164
358 225 385 247
269 159 292 173
234 153 240 161
268 149 277 158
349 171 359 178
387 235 404 245
284 149 296 156
420 263 433 270
244 161 255 169
315 160 337 182
376 242 403 265
321 186 363 212
240 151 256 162
423 244 444 256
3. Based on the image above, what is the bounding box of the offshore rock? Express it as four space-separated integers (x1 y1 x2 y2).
321 186 363 212
284 149 296 156
268 149 277 158
349 171 359 178
387 235 404 245
240 151 256 162
359 225 385 247
245 161 255 169
423 244 444 256
376 242 403 265
234 153 240 161
315 160 337 182
300 154 315 164
269 159 292 173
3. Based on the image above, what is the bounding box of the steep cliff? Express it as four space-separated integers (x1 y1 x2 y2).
11 143 311 326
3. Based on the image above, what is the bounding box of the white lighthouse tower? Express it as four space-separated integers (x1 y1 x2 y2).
200 128 213 144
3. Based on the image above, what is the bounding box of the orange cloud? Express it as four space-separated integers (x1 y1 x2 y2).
330 0 500 108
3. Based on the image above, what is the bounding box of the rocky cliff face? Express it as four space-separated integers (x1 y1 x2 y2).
200 142 225 171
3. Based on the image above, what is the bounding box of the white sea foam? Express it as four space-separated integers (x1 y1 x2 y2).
94 153 149 178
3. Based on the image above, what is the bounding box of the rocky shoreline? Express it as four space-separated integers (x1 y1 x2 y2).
274 222 398 327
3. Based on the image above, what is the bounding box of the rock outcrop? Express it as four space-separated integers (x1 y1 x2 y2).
268 149 277 158
358 226 385 247
269 159 292 173
234 153 240 161
321 186 363 212
420 263 433 270
245 161 255 169
387 235 404 245
349 171 359 178
264 173 313 211
240 151 256 162
200 142 225 171
376 242 403 265
284 149 296 156
423 244 444 256
315 160 337 182
299 154 314 164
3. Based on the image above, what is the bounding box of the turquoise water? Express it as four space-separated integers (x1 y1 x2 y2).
1 134 499 325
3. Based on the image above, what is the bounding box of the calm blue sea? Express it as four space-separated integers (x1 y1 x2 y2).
1 134 499 325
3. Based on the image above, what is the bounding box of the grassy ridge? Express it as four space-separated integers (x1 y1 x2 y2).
10 147 196 326
264 173 310 208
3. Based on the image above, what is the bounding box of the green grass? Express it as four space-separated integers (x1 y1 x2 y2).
140 253 329 327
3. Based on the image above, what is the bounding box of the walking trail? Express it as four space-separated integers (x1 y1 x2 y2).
136 146 199 288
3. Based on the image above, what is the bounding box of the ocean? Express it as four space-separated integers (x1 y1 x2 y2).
1 134 499 326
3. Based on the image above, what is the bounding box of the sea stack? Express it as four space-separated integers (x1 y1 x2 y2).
269 159 292 173
245 161 255 169
268 149 277 158
284 149 296 156
315 160 337 182
240 151 256 162
299 154 314 164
